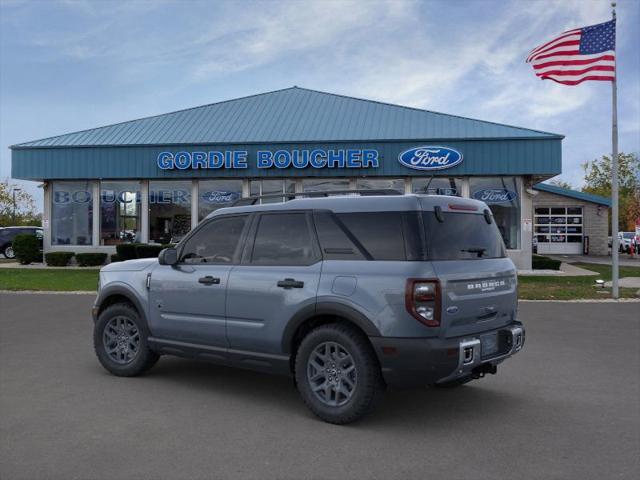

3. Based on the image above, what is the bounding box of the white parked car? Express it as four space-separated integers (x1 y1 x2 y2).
619 232 635 253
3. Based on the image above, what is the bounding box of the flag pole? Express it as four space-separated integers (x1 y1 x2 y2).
611 1 619 298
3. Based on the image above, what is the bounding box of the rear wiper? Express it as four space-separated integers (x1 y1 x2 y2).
461 247 487 257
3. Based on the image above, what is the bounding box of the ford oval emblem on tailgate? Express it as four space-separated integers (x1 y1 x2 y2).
446 306 459 314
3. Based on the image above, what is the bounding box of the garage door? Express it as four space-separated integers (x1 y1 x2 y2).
535 207 583 254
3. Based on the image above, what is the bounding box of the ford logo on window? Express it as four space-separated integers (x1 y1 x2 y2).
472 188 517 204
398 146 463 171
200 191 240 204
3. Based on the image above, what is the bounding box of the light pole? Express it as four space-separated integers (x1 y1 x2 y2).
12 188 22 224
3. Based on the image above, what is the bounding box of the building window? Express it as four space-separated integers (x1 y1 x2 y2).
356 178 404 193
412 177 461 196
51 181 93 246
149 181 192 244
302 178 349 193
469 177 520 249
198 179 243 220
100 181 141 245
249 179 295 204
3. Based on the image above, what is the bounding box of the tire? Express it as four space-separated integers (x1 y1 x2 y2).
3 244 15 259
433 375 474 389
93 302 159 377
295 323 384 424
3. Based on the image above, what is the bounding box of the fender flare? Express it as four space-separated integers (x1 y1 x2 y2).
94 284 149 328
281 301 381 354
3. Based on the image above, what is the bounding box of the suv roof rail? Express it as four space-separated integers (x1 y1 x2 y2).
231 189 403 206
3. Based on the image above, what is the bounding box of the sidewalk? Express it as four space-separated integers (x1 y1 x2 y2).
518 262 599 276
0 261 100 270
546 254 640 267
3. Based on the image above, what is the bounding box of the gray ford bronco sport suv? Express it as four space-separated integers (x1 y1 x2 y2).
92 192 524 424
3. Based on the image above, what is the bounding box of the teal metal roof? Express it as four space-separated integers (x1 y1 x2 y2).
533 183 611 206
12 87 562 148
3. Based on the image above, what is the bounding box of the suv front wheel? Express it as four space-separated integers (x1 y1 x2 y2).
94 303 159 377
295 323 384 424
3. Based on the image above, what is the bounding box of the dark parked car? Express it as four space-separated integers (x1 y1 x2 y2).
0 226 43 259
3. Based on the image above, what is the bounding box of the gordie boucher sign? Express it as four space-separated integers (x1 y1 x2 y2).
156 146 464 171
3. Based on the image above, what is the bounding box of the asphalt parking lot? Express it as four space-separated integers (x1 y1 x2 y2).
1 294 638 480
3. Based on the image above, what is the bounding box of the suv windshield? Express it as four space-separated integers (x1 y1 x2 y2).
424 212 506 260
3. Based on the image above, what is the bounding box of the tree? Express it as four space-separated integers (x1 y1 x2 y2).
547 177 573 190
582 152 640 232
0 180 41 227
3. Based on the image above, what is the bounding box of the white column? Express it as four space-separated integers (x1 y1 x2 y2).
140 180 149 243
43 182 52 251
519 177 533 269
404 178 412 194
461 177 470 198
295 178 303 194
92 181 100 246
191 179 199 229
242 179 250 197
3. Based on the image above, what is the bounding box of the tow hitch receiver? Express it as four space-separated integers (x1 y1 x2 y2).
472 363 497 379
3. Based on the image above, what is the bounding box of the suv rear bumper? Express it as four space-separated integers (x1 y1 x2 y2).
370 322 525 389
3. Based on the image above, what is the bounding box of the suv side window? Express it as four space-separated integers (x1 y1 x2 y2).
313 211 366 260
251 213 317 265
179 215 248 264
335 212 407 261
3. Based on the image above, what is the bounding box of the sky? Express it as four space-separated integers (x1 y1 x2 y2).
1 0 639 211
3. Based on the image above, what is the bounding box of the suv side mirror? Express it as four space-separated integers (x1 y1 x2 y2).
158 247 178 266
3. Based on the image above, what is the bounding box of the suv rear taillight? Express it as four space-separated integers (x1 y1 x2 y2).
405 279 441 327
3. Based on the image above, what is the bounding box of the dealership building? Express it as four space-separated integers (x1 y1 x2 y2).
10 87 611 268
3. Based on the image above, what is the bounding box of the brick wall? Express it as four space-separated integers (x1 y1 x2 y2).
532 190 609 255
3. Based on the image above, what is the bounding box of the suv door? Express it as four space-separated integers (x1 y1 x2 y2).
226 211 322 355
148 214 250 348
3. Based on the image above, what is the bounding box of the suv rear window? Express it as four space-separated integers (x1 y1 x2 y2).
424 212 506 260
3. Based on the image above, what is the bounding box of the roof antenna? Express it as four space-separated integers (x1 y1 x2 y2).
423 175 435 194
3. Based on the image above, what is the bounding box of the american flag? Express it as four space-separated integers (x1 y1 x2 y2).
526 19 616 85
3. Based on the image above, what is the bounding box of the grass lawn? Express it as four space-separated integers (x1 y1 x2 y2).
518 263 640 300
0 262 638 299
0 268 98 292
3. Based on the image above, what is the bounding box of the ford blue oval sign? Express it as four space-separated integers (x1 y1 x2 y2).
472 188 517 204
398 146 463 171
200 191 241 204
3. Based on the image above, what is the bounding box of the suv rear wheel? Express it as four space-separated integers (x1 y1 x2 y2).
94 303 159 377
3 244 15 259
295 323 384 424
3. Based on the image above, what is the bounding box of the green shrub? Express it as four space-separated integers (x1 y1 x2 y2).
134 244 166 258
45 252 75 267
115 243 140 261
75 253 107 267
110 254 120 263
12 234 42 265
532 255 562 270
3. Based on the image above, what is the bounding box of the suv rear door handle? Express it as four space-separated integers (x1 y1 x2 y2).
198 276 220 285
277 278 304 289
